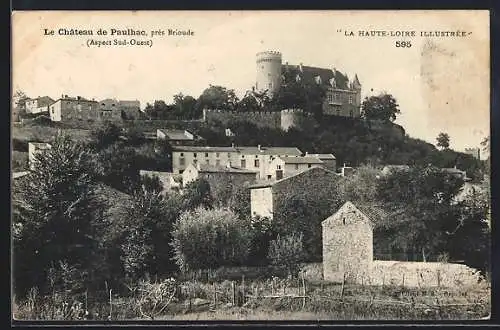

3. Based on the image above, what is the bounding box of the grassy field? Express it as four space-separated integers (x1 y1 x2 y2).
12 125 91 144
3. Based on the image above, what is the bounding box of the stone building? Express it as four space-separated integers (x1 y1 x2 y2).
322 201 374 284
249 167 338 219
171 144 302 178
268 156 324 180
182 162 258 191
156 129 204 146
255 51 362 118
305 153 337 172
49 95 100 122
99 99 142 120
139 170 182 194
25 96 55 114
28 142 52 170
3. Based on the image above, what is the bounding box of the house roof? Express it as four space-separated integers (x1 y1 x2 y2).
249 166 334 189
277 156 324 164
159 129 195 141
30 96 55 106
56 96 96 103
306 153 336 160
172 145 302 156
194 163 259 174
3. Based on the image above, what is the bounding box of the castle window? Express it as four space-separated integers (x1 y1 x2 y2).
254 159 260 168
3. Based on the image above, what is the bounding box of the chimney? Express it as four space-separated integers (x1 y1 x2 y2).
231 143 235 148
258 144 261 151
305 151 309 156
299 63 303 72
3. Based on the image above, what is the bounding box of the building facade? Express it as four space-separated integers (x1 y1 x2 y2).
305 153 336 172
28 142 52 170
464 147 481 160
171 145 302 179
49 95 100 122
99 99 142 120
139 170 182 194
25 96 55 114
268 156 324 180
255 51 362 118
182 163 258 187
249 167 338 219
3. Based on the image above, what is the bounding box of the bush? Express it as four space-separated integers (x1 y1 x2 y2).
268 233 305 278
171 207 253 272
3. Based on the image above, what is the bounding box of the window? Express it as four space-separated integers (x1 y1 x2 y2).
216 153 220 158
193 153 197 158
277 165 282 170
179 158 185 166
295 164 299 170
205 153 209 157
254 159 260 168
348 95 353 104
228 153 231 158
216 159 221 166
350 110 354 117
206 159 210 165
308 164 312 168
193 159 198 165
242 155 245 158
241 159 246 168
51 107 54 114
267 175 272 180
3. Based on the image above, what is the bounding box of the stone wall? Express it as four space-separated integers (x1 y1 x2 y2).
203 109 281 129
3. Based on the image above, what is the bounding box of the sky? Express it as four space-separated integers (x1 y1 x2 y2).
12 10 490 155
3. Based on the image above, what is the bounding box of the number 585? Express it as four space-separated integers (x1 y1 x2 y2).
396 41 412 48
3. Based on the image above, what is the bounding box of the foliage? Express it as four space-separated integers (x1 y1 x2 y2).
131 278 177 320
89 121 122 151
12 134 106 298
436 132 450 150
182 178 213 210
95 143 141 193
267 233 305 277
196 85 239 112
171 207 253 272
361 93 401 122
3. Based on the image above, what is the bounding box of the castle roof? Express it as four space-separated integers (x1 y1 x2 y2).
282 64 351 90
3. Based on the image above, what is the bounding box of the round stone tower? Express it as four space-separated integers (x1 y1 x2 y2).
256 51 282 97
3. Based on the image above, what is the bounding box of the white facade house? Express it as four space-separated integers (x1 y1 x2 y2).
171 144 303 179
25 96 55 114
268 156 324 180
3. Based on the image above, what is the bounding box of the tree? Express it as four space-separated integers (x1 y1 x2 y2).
171 207 253 272
267 233 305 277
361 93 401 122
436 132 451 150
173 93 198 119
12 134 106 297
182 178 213 210
95 143 141 193
196 85 239 112
13 89 29 109
89 121 122 151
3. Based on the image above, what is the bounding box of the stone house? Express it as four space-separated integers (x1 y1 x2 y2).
268 156 324 180
25 96 55 114
99 99 142 120
249 167 338 219
49 95 100 122
322 201 374 284
28 142 52 170
305 153 337 172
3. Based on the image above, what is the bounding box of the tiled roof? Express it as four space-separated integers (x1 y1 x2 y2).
278 156 324 164
172 145 302 155
249 167 333 189
35 96 55 106
307 153 336 160
159 129 194 141
282 64 350 90
196 164 258 174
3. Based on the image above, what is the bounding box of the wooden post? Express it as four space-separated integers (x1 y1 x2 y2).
340 273 345 300
231 281 236 306
301 272 306 309
213 283 217 310
109 289 112 320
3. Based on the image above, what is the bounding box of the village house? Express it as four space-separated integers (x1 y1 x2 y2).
156 129 204 146
182 162 258 187
441 166 469 181
25 96 55 114
28 142 51 170
139 170 182 194
49 95 100 122
171 144 302 179
268 156 324 180
99 99 142 120
249 167 338 219
380 165 410 176
339 164 355 177
305 153 337 171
